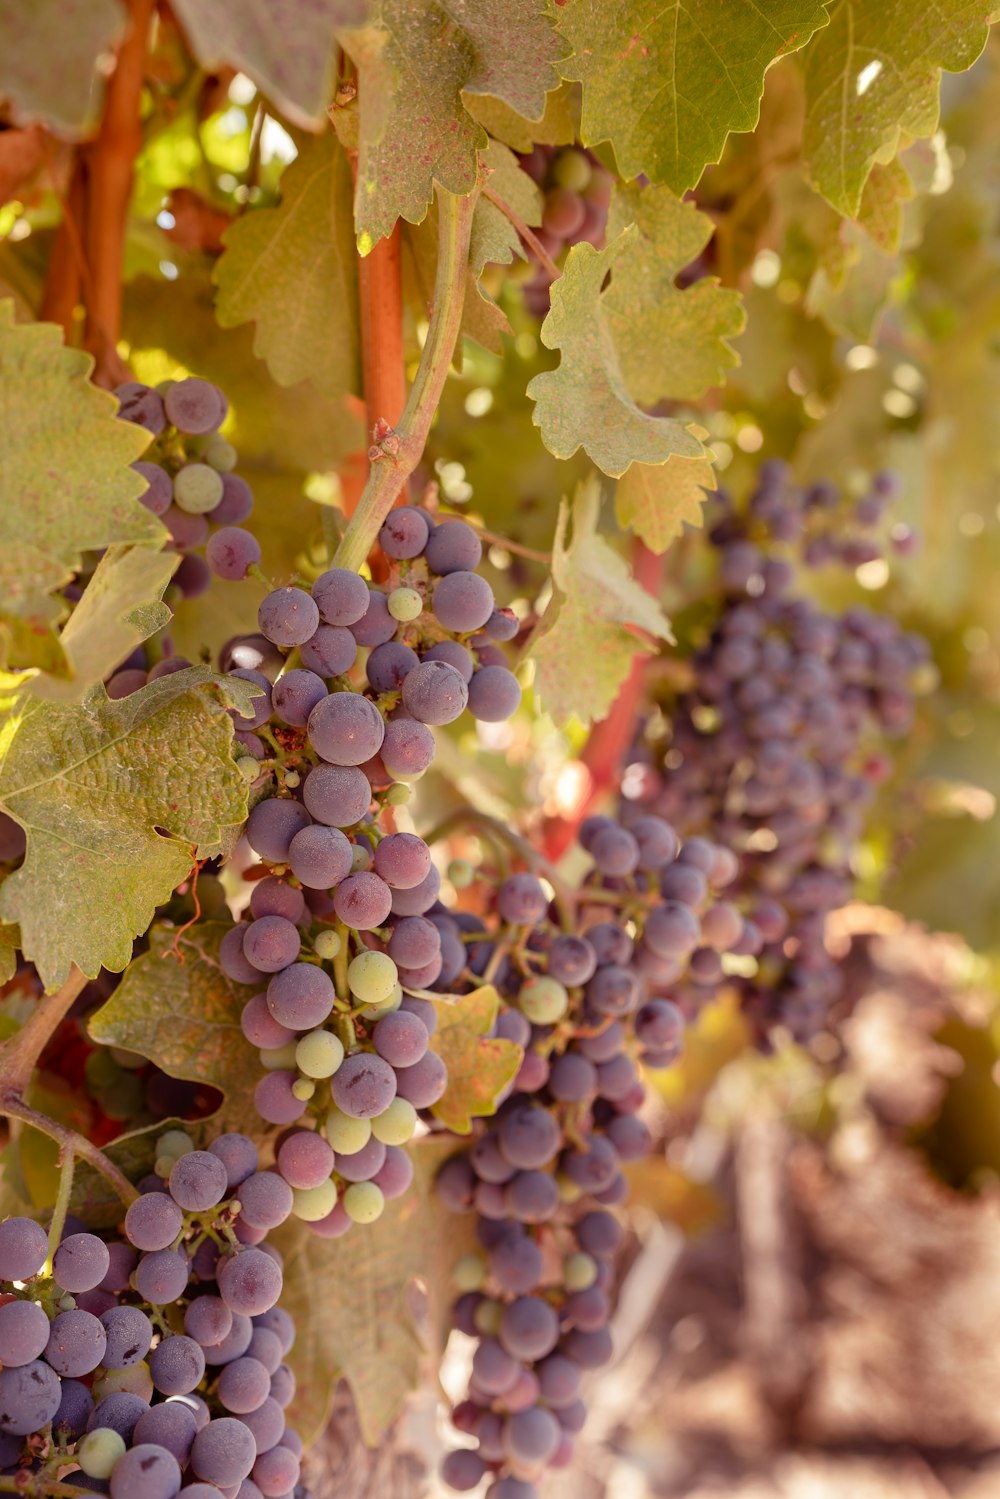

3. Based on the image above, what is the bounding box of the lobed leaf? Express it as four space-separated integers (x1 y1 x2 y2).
0 0 126 138
616 450 717 554
429 986 523 1133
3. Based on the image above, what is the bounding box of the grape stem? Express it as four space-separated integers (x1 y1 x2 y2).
0 966 88 1098
422 809 574 930
46 1145 77 1261
2 1094 139 1208
332 181 480 574
469 524 552 564
0 1479 98 1496
481 181 561 281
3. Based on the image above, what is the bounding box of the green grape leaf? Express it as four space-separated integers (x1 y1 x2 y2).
604 184 745 406
0 303 165 674
341 0 561 247
527 478 672 726
557 0 830 193
429 986 523 1133
526 232 705 477
616 451 716 554
801 0 997 217
275 1137 476 1443
805 216 900 340
856 156 915 251
0 0 126 138
0 670 254 991
213 131 360 399
464 84 577 153
171 0 366 132
29 546 177 704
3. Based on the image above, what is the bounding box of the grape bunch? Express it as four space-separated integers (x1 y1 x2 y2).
216 508 523 1232
517 145 613 316
625 462 930 1039
434 815 747 1498
0 1130 308 1498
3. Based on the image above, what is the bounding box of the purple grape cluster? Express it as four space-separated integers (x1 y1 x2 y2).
0 1130 308 1498
217 508 522 1232
518 145 613 316
435 816 747 1498
624 462 929 1038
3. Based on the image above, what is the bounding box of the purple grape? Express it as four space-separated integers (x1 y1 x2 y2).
366 641 419 693
432 571 494 634
209 472 254 525
52 1232 110 1293
116 381 166 435
307 691 385 766
333 871 392 930
300 624 358 678
133 460 172 515
245 799 312 863
150 1334 206 1395
401 660 469 725
217 1249 282 1317
258 587 320 648
266 963 336 1030
331 1053 397 1118
379 505 431 559
207 527 262 581
164 376 226 434
373 1010 429 1067
467 665 521 722
424 519 482 574
271 668 327 727
423 639 474 681
381 717 436 778
287 824 353 888
312 568 371 626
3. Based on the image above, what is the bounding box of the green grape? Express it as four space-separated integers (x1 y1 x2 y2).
350 843 373 873
557 1174 582 1204
472 1299 503 1336
155 1155 177 1179
173 461 225 514
157 1128 194 1161
384 783 411 807
205 434 238 471
388 586 423 622
313 929 342 961
292 1178 337 1222
78 1428 127 1479
292 1077 316 1101
343 1181 385 1224
518 975 569 1024
371 1097 417 1145
283 770 301 789
348 949 398 1005
325 1108 372 1154
86 1049 121 1089
564 1251 598 1291
56 1293 76 1312
358 982 403 1019
452 1252 487 1292
552 147 592 192
237 756 260 783
295 1029 345 1079
259 1041 299 1071
447 858 475 889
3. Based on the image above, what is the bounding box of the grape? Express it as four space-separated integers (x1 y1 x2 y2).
149 1335 206 1395
218 1249 282 1317
561 1324 613 1368
432 571 494 634
394 1050 447 1107
236 1172 294 1230
349 589 397 647
309 567 369 627
347 949 397 1004
585 964 640 1017
331 1052 397 1118
379 505 431 559
44 1309 107 1376
51 1377 93 1439
498 1106 561 1169
124 1193 183 1252
241 993 295 1050
401 660 469 725
227 669 272 734
324 1109 371 1155
366 640 419 693
106 666 148 698
173 461 224 514
202 1311 253 1367
302 763 372 828
0 1300 50 1367
547 935 597 987
173 551 213 598
471 1337 520 1395
373 831 431 889
343 1182 385 1223
336 1135 387 1183
659 863 707 907
333 871 392 930
249 878 306 925
133 1400 198 1463
299 622 357 678
0 1217 47 1281
184 1296 232 1348
276 1132 335 1192
135 1250 189 1305
272 668 327 727
587 922 632 966
548 1052 597 1103
246 1327 283 1375
253 1441 300 1495
290 1178 338 1222
294 1028 345 1078
590 824 639 876
189 1416 258 1486
86 1391 148 1441
266 963 336 1030
258 587 320 648
380 717 436 779
441 1448 486 1491
518 976 568 1024
99 1305 153 1368
164 376 225 434
246 798 311 863
168 1150 229 1211
497 874 547 926
52 1232 111 1293
308 691 385 766
504 1405 561 1466
371 1097 418 1147
467 665 521 722
424 519 483 574
372 1011 429 1067
116 381 166 435
388 915 440 968
254 1072 307 1125
388 586 423 623
605 1113 651 1159
210 472 254 524
505 1170 559 1223
216 1354 271 1415
423 639 475 681
240 1395 285 1452
133 460 173 515
287 823 353 889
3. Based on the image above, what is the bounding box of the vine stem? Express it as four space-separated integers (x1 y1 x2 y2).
0 1480 96 1497
332 182 480 574
482 181 561 281
40 156 87 337
0 967 88 1097
357 224 407 498
47 1146 77 1259
3 1095 138 1208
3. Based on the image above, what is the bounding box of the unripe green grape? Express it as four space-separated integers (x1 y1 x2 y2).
371 1096 417 1145
343 1181 385 1224
452 1252 487 1292
237 755 259 783
472 1299 503 1336
292 1077 316 1101
564 1251 598 1291
173 461 225 514
350 843 373 873
518 976 569 1024
388 587 423 623
447 858 474 889
313 929 342 961
155 1155 177 1179
57 1293 76 1312
552 147 592 192
292 1178 338 1222
283 770 301 789
325 1108 372 1154
358 982 403 1019
157 1128 194 1161
205 434 238 472
295 1028 345 1079
348 950 398 1005
557 1174 582 1204
92 1362 153 1403
78 1429 127 1479
384 783 411 807
259 1041 299 1071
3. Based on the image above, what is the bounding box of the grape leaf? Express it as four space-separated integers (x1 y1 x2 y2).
464 84 577 153
88 922 262 1140
0 303 165 674
275 1137 476 1443
856 157 915 252
801 0 997 217
526 232 705 477
340 0 562 247
0 670 254 991
0 0 126 139
429 986 523 1133
213 131 361 399
557 0 830 193
527 478 672 725
29 546 177 704
171 0 366 132
0 924 17 985
616 450 716 553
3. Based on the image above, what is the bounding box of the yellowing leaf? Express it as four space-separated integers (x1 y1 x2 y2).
429 986 523 1133
856 157 915 251
528 478 672 725
801 0 996 217
0 303 165 674
214 131 360 399
464 84 577 153
0 670 252 990
0 925 17 985
616 451 716 554
171 0 366 132
275 1138 477 1443
527 231 705 476
558 0 830 193
0 0 126 138
604 183 745 406
341 0 561 245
